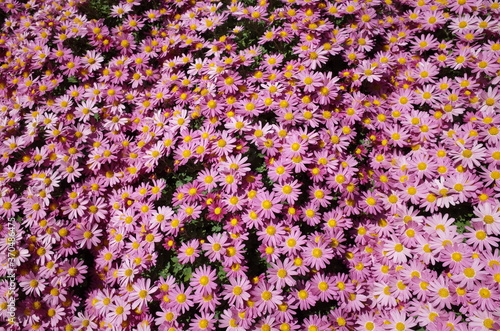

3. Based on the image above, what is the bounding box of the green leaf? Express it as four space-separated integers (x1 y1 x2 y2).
183 267 192 282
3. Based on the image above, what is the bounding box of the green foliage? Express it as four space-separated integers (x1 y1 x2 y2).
77 0 119 21
67 76 78 84
445 202 474 234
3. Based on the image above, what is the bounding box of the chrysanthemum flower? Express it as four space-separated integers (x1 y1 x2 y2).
190 265 217 296
222 276 252 308
303 238 334 270
178 240 201 264
129 278 158 311
472 202 500 235
107 297 131 325
251 281 283 315
268 258 298 289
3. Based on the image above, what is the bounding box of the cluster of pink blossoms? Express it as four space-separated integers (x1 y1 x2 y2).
1 0 500 330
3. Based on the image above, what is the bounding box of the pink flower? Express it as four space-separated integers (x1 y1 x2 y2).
74 223 102 249
107 297 131 325
303 238 334 271
178 240 201 264
19 272 46 296
268 258 298 289
251 281 283 315
254 191 282 219
190 265 218 296
472 202 500 235
222 276 252 308
129 278 158 311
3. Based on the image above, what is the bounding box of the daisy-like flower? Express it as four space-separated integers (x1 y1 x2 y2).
178 239 201 264
303 238 334 271
189 265 217 296
254 191 282 219
293 282 318 310
117 259 139 286
222 240 246 267
74 223 102 249
296 71 323 93
480 86 500 112
357 60 381 82
438 243 473 273
309 273 335 302
189 312 215 331
0 194 20 219
202 233 228 262
73 311 98 330
451 143 487 168
219 154 251 176
252 281 283 315
463 223 500 251
268 159 293 184
279 227 307 256
472 202 500 235
386 126 410 148
168 283 194 314
427 276 454 310
390 89 415 112
452 259 488 290
19 272 46 296
304 46 330 70
371 281 398 308
107 297 131 325
222 276 252 308
468 310 499 331
411 34 439 53
384 310 418 331
469 284 498 311
46 305 66 327
197 167 219 192
218 308 246 331
257 222 286 247
383 239 412 264
86 197 108 223
273 179 302 205
472 51 500 76
268 258 298 289
129 278 158 311
360 192 383 214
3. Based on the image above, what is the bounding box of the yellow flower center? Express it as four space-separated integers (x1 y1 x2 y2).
312 248 323 258
298 290 308 299
484 215 495 224
479 288 491 299
261 200 272 209
452 252 462 262
199 276 209 286
261 291 272 301
233 286 243 295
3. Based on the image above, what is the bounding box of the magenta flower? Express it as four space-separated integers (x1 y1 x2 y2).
2 0 500 328
268 258 298 289
190 265 218 296
19 272 46 296
251 281 283 315
74 223 102 249
107 297 131 326
178 240 201 264
472 202 500 235
303 239 334 271
222 276 252 308
129 278 158 311
254 191 282 219
168 283 194 314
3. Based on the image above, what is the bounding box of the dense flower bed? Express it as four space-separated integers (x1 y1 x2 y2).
1 0 500 329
